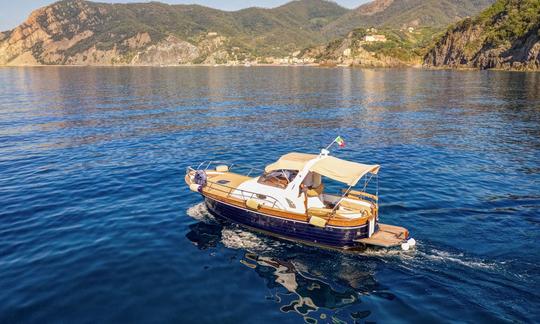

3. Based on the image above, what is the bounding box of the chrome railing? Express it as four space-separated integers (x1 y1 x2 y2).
191 161 265 177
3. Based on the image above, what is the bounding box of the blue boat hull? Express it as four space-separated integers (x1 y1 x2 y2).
204 197 375 249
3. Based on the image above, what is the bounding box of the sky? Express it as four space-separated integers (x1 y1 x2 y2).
0 0 370 32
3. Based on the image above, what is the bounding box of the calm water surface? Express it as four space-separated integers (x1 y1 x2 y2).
0 67 539 323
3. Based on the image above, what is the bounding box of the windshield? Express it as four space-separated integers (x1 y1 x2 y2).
257 169 298 189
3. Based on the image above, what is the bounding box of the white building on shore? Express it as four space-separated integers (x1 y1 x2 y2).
363 35 387 42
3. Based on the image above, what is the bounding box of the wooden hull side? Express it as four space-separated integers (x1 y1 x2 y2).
204 196 376 249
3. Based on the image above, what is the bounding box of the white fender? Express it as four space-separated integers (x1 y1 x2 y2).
246 199 261 210
215 165 229 172
401 242 410 251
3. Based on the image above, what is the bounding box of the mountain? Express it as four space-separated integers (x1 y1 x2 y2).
0 0 495 66
424 0 540 70
0 0 347 65
322 0 495 37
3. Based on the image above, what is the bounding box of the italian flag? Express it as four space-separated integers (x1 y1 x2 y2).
335 136 345 148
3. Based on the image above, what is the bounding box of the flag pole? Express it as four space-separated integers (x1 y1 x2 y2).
324 137 338 151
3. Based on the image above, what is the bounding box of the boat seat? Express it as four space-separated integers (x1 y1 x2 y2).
306 183 324 197
307 207 332 218
339 199 372 215
336 210 366 219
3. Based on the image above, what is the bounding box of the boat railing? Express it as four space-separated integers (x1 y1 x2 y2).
185 162 285 209
192 161 264 177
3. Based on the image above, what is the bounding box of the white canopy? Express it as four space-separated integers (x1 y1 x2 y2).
309 156 380 186
264 152 318 172
265 152 380 186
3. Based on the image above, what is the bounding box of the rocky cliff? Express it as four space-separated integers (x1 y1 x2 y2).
424 0 540 70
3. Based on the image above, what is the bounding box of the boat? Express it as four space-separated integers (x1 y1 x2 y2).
185 144 415 251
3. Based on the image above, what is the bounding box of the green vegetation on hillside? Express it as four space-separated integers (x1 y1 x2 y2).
306 26 444 65
323 0 495 37
362 28 443 59
65 0 349 57
477 0 540 47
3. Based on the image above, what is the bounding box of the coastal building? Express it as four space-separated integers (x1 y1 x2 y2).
363 35 387 42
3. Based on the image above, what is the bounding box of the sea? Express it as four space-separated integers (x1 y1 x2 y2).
0 67 539 323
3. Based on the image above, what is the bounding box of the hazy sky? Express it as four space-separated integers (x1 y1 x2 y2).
0 0 370 31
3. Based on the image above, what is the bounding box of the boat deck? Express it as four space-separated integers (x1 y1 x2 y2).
204 172 251 198
355 223 409 247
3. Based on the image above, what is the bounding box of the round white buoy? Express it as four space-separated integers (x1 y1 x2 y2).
407 238 416 247
401 242 410 251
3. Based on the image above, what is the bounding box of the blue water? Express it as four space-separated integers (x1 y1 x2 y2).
0 67 539 323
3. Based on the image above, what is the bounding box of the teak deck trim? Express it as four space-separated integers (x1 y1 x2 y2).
355 223 409 247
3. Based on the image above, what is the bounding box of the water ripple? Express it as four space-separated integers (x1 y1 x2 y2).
0 67 539 323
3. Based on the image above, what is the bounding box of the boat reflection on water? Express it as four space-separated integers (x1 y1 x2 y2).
185 222 223 250
185 208 396 323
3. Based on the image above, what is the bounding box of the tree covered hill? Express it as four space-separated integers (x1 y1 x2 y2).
322 0 495 37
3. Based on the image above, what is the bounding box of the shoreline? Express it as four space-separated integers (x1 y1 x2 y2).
0 63 537 72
